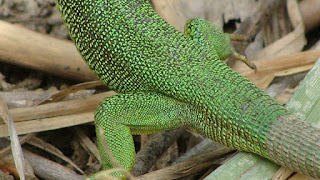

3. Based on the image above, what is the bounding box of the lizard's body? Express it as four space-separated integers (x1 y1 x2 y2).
55 0 320 178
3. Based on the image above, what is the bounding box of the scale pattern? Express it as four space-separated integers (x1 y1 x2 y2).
55 0 320 178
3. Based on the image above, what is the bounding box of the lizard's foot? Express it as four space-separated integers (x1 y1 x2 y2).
232 51 257 72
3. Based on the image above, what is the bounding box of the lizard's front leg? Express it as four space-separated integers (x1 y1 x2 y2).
184 18 256 70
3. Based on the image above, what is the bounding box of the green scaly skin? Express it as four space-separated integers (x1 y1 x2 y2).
55 0 320 178
184 18 233 60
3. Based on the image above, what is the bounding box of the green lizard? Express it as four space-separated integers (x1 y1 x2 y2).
55 0 320 178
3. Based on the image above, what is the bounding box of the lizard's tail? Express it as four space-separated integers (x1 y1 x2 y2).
265 114 320 178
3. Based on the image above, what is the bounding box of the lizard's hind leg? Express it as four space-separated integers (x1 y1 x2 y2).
94 91 196 175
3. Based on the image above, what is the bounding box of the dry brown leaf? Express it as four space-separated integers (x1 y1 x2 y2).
0 96 25 180
26 136 84 174
0 91 114 137
272 167 294 180
253 0 306 60
40 80 105 104
153 0 259 32
73 126 101 163
0 20 96 82
136 146 232 180
23 149 86 180
0 111 93 137
6 91 115 123
234 50 320 88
